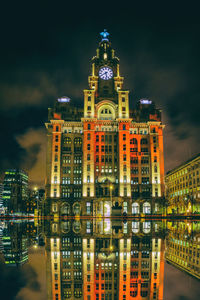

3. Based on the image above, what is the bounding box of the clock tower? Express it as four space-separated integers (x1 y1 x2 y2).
45 30 165 218
82 30 131 204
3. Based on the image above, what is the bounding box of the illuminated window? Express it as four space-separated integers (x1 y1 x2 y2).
132 203 139 215
143 203 151 214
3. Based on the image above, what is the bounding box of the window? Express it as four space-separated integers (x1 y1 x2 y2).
87 133 91 140
123 134 126 141
123 154 126 161
123 144 126 151
123 124 126 130
62 187 70 198
64 137 71 144
88 124 91 130
87 154 90 161
132 203 139 214
143 202 151 214
141 138 148 145
86 202 91 214
87 144 90 150
63 167 71 174
63 155 71 164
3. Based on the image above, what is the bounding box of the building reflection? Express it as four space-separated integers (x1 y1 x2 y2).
165 221 200 280
45 219 166 299
2 222 29 266
0 220 37 267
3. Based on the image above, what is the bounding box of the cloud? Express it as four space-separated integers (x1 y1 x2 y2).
0 73 58 109
0 262 41 300
15 128 46 187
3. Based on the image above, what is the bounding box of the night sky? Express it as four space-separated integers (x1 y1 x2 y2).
0 1 200 186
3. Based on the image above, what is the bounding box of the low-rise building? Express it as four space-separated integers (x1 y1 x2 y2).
165 153 200 214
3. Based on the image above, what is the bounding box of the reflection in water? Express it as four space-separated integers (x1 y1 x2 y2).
46 219 166 300
0 219 199 299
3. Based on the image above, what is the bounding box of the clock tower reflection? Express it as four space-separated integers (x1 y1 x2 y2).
45 220 165 299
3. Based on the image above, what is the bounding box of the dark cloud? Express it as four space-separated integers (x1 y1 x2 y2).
0 1 200 183
0 262 40 300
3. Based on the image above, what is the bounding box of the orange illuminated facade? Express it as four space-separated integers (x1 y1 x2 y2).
45 219 165 299
45 30 165 216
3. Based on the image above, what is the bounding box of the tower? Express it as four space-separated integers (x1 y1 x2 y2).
45 30 165 217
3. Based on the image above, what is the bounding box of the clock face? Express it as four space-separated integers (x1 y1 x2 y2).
99 67 113 80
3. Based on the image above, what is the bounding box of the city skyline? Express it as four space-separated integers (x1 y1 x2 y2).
0 3 200 186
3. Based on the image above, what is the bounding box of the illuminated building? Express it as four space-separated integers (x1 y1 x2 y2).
165 222 200 280
2 169 29 214
2 222 28 266
45 219 165 299
0 182 3 212
165 153 200 214
45 30 165 216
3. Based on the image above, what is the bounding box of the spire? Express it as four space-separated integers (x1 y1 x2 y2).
100 29 109 42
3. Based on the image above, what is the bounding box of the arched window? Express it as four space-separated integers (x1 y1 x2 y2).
132 221 140 233
143 221 151 233
73 220 81 233
74 138 82 152
64 137 71 144
143 202 151 214
73 202 81 215
61 221 70 233
130 291 137 297
141 138 148 145
132 202 140 214
130 138 138 145
60 204 70 215
99 107 114 120
74 137 82 144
